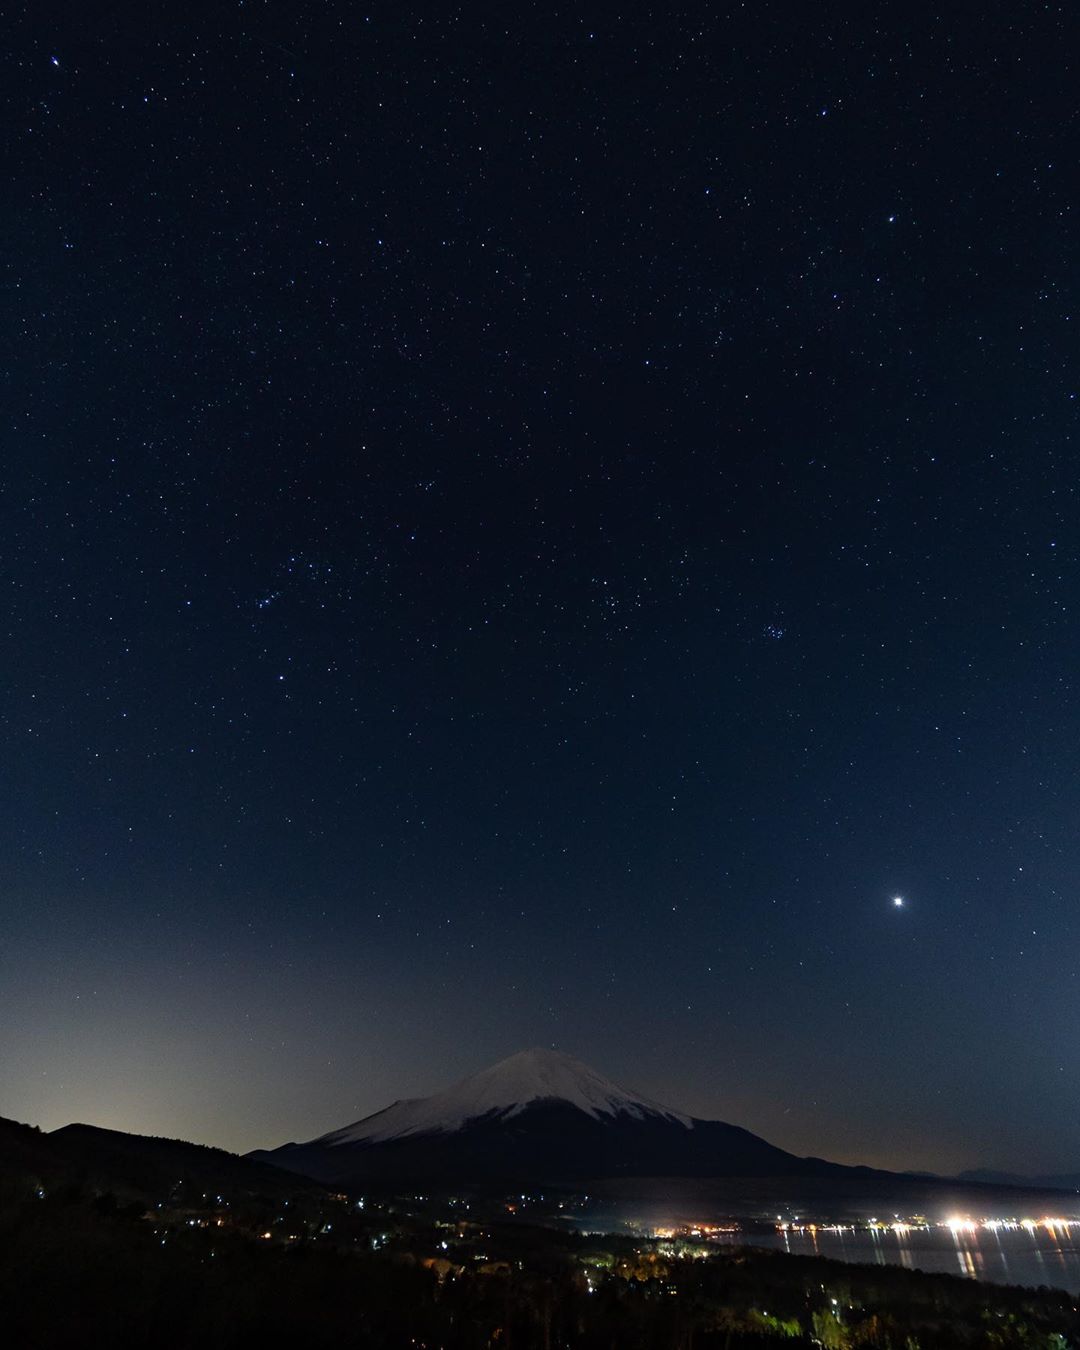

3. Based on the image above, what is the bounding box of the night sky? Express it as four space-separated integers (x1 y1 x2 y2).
3 3 1078 1177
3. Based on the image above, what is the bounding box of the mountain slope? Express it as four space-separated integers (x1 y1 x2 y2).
959 1168 1080 1192
0 1117 73 1193
250 1048 876 1188
320 1047 691 1146
48 1123 328 1201
0 1115 326 1203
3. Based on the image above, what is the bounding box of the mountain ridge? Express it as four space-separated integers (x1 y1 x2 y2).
959 1168 1080 1193
0 1114 325 1203
248 1047 886 1187
318 1048 693 1146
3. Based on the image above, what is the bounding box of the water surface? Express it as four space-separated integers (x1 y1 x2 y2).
570 1178 1080 1295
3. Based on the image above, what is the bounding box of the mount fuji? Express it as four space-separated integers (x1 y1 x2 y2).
249 1048 875 1188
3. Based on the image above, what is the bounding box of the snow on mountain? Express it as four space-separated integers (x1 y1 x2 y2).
318 1048 694 1145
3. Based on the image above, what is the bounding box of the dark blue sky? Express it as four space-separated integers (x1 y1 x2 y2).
2 2 1078 1175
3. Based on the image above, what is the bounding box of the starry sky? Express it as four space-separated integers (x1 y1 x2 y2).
2 3 1078 1177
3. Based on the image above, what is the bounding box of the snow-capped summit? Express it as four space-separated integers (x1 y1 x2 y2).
319 1047 693 1146
250 1048 863 1187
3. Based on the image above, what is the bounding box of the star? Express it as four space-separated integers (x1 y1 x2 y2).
892 896 904 908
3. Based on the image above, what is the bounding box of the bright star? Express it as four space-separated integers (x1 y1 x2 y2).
892 896 904 907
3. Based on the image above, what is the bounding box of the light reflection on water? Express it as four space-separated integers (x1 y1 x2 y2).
771 1221 1080 1293
573 1183 1080 1295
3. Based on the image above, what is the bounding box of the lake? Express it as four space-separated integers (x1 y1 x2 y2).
567 1177 1080 1295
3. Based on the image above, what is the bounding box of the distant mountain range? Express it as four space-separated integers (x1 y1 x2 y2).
248 1047 887 1188
7 1049 1075 1202
959 1169 1080 1193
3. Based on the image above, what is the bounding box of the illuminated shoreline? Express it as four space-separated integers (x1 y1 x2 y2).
640 1215 1080 1242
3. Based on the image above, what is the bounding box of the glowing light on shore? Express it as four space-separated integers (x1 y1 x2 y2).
680 1214 1080 1245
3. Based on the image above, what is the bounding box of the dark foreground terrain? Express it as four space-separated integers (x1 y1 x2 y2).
2 1117 1078 1349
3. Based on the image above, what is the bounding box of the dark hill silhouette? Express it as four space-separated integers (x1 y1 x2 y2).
49 1123 328 1201
0 1115 323 1203
960 1167 1080 1192
0 1116 73 1190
